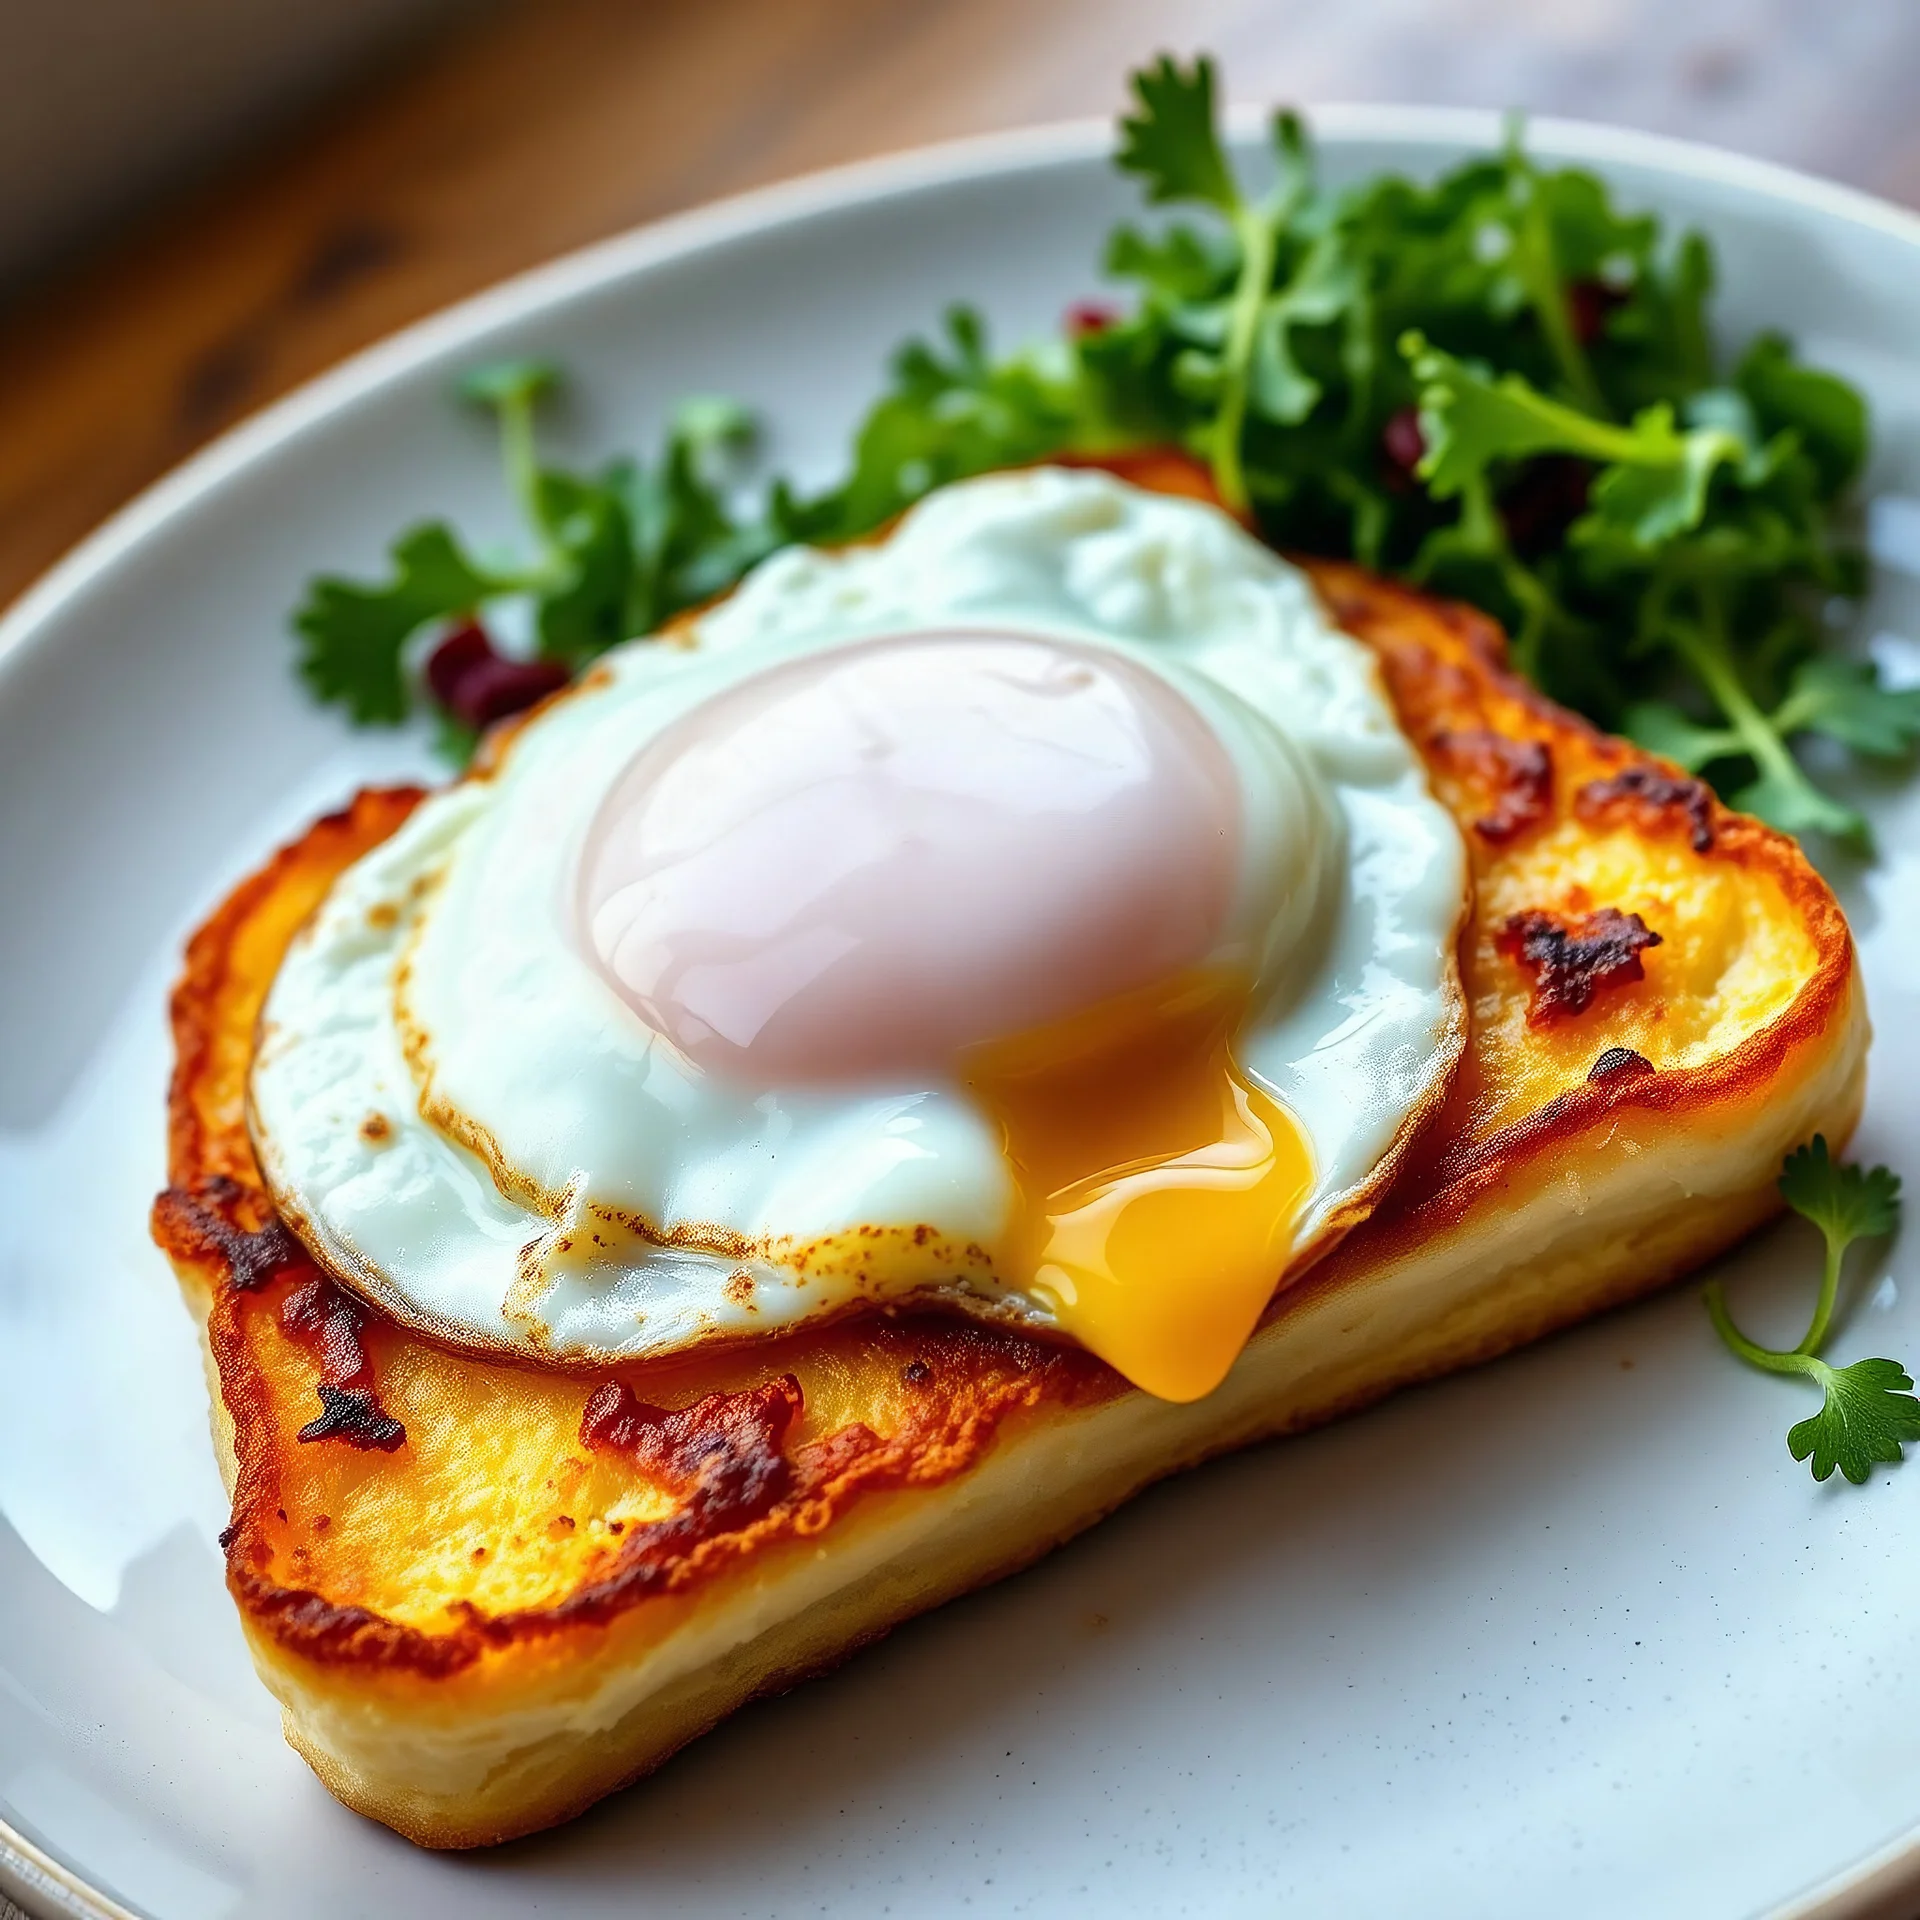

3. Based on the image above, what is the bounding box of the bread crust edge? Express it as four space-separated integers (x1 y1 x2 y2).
185 962 1864 1847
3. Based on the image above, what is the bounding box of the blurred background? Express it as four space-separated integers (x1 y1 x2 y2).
2 0 1917 614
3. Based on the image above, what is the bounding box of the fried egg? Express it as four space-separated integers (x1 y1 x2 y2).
250 467 1468 1402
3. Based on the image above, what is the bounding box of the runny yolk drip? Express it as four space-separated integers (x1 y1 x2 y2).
965 971 1313 1404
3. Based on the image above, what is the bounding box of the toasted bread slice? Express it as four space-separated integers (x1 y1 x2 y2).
153 457 1864 1848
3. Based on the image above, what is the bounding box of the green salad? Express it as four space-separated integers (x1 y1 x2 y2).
294 53 1909 846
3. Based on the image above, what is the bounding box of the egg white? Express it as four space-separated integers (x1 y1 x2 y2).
250 467 1467 1365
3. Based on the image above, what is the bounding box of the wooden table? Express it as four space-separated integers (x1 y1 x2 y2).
3 0 1918 615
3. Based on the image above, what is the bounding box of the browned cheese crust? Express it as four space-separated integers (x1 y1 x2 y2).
151 451 1865 1847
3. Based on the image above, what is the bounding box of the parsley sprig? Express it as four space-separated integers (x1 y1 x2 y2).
291 53 1900 848
1705 1138 1918 1484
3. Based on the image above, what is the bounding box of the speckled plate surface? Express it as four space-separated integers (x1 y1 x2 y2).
4 108 1920 1920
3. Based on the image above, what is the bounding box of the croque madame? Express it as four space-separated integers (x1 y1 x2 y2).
153 452 1864 1847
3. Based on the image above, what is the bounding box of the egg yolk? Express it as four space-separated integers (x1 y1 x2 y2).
579 629 1314 1401
581 630 1245 1079
967 969 1313 1403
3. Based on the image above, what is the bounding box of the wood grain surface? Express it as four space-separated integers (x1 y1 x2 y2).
1 0 1918 616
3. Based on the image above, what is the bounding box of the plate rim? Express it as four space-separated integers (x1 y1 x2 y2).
7 98 1920 689
0 1822 138 1920
6 100 1920 1920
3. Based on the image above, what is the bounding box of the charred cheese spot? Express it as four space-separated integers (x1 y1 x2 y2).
1428 727 1555 843
579 1378 802 1537
281 1275 407 1452
297 1383 406 1452
1496 907 1662 1024
1576 766 1716 853
1588 1045 1656 1083
153 1181 308 1292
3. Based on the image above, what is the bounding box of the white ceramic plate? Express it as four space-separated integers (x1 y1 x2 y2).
5 107 1920 1920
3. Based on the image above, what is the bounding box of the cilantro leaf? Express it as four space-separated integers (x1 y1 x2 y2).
1406 342 1608 489
294 523 505 724
1585 423 1748 546
1493 132 1607 413
1397 330 1868 839
787 307 1085 537
531 468 636 666
1780 1135 1902 1250
1788 1358 1920 1485
460 361 669 671
456 358 561 411
295 367 773 729
1606 230 1714 404
1736 332 1867 500
1107 62 1338 512
625 396 772 629
1248 232 1361 426
1405 333 1745 544
1773 656 1920 760
1732 762 1870 848
1116 55 1237 211
1105 221 1235 303
670 392 758 462
1623 699 1738 771
1706 1137 1912 1484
